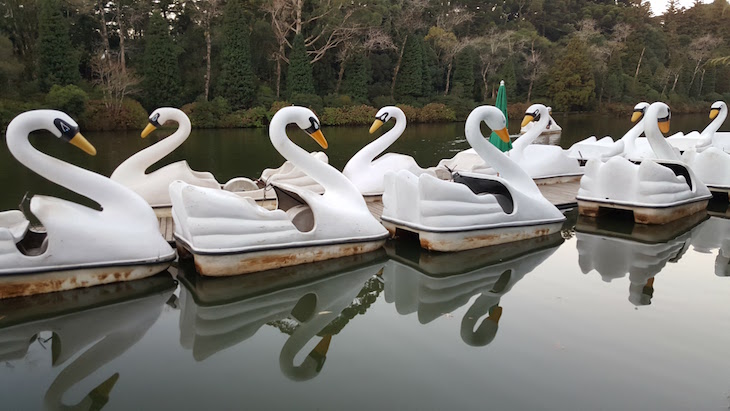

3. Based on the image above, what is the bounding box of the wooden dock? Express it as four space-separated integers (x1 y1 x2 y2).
157 181 581 242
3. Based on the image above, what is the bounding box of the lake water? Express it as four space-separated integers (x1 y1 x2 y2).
2 113 730 410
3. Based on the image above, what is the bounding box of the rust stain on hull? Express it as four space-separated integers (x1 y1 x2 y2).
189 240 386 277
0 262 171 300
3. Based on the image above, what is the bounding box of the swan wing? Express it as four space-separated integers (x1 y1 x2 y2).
170 181 298 250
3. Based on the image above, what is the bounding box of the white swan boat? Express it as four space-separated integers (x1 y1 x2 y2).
0 274 175 410
381 105 565 252
567 102 650 162
519 106 562 136
667 101 727 152
577 102 711 224
170 106 389 276
576 213 705 306
177 251 386 380
438 104 582 183
680 102 730 196
383 234 563 346
343 106 444 197
111 107 326 216
0 110 175 299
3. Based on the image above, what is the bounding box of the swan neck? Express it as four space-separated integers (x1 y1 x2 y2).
513 111 549 152
348 112 406 167
645 107 680 161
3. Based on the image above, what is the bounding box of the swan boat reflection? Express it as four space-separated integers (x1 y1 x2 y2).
576 212 708 305
382 234 564 346
0 274 176 410
176 250 386 381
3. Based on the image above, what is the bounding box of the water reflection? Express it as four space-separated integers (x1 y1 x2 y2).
690 201 730 276
576 212 708 305
0 274 176 411
383 234 564 346
176 251 386 381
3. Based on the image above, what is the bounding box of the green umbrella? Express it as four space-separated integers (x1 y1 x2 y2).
489 80 512 152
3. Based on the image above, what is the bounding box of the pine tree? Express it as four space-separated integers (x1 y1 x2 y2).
287 34 315 97
219 0 256 109
141 11 182 110
394 35 423 98
452 47 475 98
499 56 517 100
37 0 80 92
548 37 595 111
344 53 369 101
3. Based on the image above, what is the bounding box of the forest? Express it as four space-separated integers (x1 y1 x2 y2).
1 0 730 130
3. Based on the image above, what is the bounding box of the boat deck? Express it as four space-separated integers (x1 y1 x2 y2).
157 181 581 243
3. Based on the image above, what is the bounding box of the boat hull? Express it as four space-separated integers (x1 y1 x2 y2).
577 197 709 225
0 260 173 299
177 238 387 276
381 218 564 252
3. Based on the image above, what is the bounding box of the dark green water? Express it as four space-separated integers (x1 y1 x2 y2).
2 113 730 410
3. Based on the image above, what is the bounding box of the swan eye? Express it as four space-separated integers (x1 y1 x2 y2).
532 111 541 122
377 113 389 122
305 117 320 133
149 113 162 127
53 118 79 141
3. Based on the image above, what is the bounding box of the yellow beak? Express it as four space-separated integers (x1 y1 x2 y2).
369 119 384 134
494 127 510 143
631 111 644 123
308 129 328 149
521 115 534 128
710 109 720 120
69 133 97 156
141 123 157 138
659 120 671 134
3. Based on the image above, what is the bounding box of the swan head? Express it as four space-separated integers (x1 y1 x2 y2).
369 106 402 134
275 106 327 149
649 102 671 134
631 102 650 123
467 105 510 142
710 101 726 120
141 107 186 138
521 104 550 128
36 110 96 156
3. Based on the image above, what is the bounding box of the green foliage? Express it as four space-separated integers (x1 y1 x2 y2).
548 37 596 111
0 99 37 132
0 37 23 94
81 99 148 131
45 85 88 119
416 103 456 123
452 47 476 98
219 107 269 128
182 97 231 128
289 93 324 114
286 34 315 97
396 104 419 122
372 95 396 108
141 11 182 110
255 85 276 109
320 105 377 126
323 94 354 108
37 0 80 91
395 35 424 98
343 54 369 102
219 0 257 110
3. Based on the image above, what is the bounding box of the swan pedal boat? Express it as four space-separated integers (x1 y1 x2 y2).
0 110 175 299
381 106 566 252
438 104 583 185
343 106 448 198
679 102 730 197
111 107 327 217
577 103 711 224
171 106 389 276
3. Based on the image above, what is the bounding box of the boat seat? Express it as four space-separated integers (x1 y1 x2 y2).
0 210 30 243
16 230 49 256
453 174 515 214
286 205 315 232
223 177 261 192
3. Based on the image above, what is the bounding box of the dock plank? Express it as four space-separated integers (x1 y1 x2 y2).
156 181 581 240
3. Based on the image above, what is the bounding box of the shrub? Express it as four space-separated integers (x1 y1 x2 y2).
320 105 377 126
255 85 276 109
323 93 354 108
241 106 268 128
289 93 324 114
0 99 37 132
371 95 395 109
268 101 291 120
182 97 232 128
395 104 418 122
45 84 88 119
416 103 456 123
80 98 147 131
